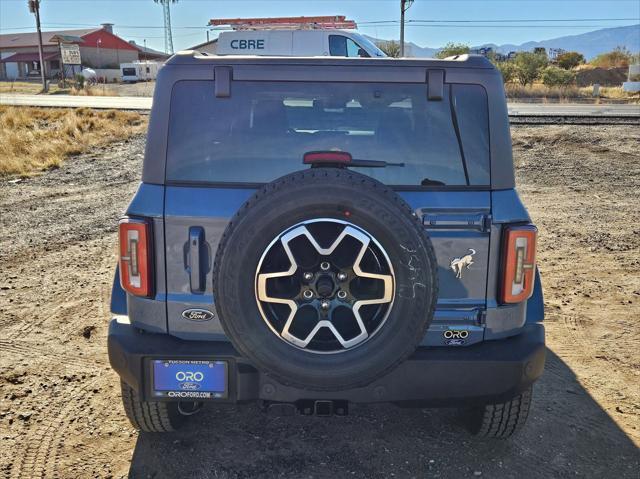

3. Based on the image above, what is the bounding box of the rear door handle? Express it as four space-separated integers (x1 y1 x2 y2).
188 227 205 293
422 213 491 232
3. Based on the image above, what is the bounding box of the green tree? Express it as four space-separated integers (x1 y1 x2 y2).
590 46 633 68
495 61 517 83
377 40 401 58
556 51 585 70
541 66 576 86
436 42 470 59
514 52 548 86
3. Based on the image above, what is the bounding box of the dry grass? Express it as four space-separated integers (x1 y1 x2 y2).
505 83 639 102
0 81 65 95
586 86 639 99
0 106 147 177
506 83 585 100
0 81 118 96
69 85 119 96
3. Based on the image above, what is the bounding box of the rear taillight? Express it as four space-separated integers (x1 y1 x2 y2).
303 150 353 165
500 225 537 304
119 218 153 297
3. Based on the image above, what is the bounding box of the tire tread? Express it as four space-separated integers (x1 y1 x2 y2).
469 387 533 438
120 380 182 433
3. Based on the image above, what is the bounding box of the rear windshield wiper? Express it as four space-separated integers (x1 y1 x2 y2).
303 151 405 168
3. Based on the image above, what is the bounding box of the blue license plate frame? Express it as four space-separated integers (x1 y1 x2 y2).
151 359 228 399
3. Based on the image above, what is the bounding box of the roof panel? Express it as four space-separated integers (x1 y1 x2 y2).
0 51 59 63
0 29 98 49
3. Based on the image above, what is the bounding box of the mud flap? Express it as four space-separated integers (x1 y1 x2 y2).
110 265 127 315
526 269 544 323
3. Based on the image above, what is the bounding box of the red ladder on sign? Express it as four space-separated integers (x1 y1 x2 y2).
208 16 357 30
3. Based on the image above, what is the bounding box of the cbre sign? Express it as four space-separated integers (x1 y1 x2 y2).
61 44 81 65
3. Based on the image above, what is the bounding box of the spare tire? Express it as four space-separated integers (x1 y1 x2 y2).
213 168 438 391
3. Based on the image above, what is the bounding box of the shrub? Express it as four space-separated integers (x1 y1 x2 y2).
514 52 549 86
495 61 517 83
436 42 470 59
556 51 585 70
541 66 576 87
591 46 633 68
74 74 85 90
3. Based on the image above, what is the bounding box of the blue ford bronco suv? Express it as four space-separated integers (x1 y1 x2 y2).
108 52 545 438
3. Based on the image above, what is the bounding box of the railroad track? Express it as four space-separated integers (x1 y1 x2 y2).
509 115 640 125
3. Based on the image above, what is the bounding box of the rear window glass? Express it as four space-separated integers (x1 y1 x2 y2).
166 80 490 186
122 68 136 76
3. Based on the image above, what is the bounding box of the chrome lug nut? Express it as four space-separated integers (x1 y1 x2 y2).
303 272 314 281
303 290 314 299
337 272 348 281
320 300 331 310
320 261 330 271
337 290 347 300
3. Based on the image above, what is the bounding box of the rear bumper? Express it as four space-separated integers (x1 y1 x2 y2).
108 319 545 406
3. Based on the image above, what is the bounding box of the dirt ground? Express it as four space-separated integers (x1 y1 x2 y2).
0 125 638 478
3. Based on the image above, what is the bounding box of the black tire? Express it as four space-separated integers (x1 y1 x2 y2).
120 380 184 432
213 168 438 391
465 387 533 438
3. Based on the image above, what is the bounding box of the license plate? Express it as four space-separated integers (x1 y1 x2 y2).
151 359 227 399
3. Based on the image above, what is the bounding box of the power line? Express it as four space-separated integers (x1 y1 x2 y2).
362 24 634 28
413 18 638 23
4 16 639 27
360 18 639 24
125 32 203 39
60 18 640 27
0 23 210 31
1 0 638 2
2 18 636 31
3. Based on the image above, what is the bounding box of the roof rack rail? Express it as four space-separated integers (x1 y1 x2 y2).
208 15 357 31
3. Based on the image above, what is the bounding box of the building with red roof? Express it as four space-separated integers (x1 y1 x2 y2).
0 24 140 80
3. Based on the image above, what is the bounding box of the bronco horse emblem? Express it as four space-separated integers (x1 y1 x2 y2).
450 249 476 279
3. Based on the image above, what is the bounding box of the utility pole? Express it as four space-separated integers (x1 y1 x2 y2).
28 0 48 92
400 0 414 57
161 0 175 54
97 38 104 91
153 0 177 54
57 39 65 88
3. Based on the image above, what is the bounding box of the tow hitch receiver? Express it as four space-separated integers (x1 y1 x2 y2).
301 400 348 416
265 400 349 416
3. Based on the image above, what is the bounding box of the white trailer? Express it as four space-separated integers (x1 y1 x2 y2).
120 61 161 83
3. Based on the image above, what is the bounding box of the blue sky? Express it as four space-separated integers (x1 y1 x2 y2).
1 0 639 52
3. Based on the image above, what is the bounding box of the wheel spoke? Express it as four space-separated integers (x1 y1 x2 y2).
346 240 394 347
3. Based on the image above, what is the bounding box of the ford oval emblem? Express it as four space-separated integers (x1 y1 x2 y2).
181 309 214 322
180 382 201 390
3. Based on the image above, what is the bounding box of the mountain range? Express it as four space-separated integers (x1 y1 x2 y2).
368 24 639 59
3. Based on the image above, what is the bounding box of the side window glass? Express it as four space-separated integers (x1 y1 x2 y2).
328 35 347 56
451 85 491 184
346 38 364 57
